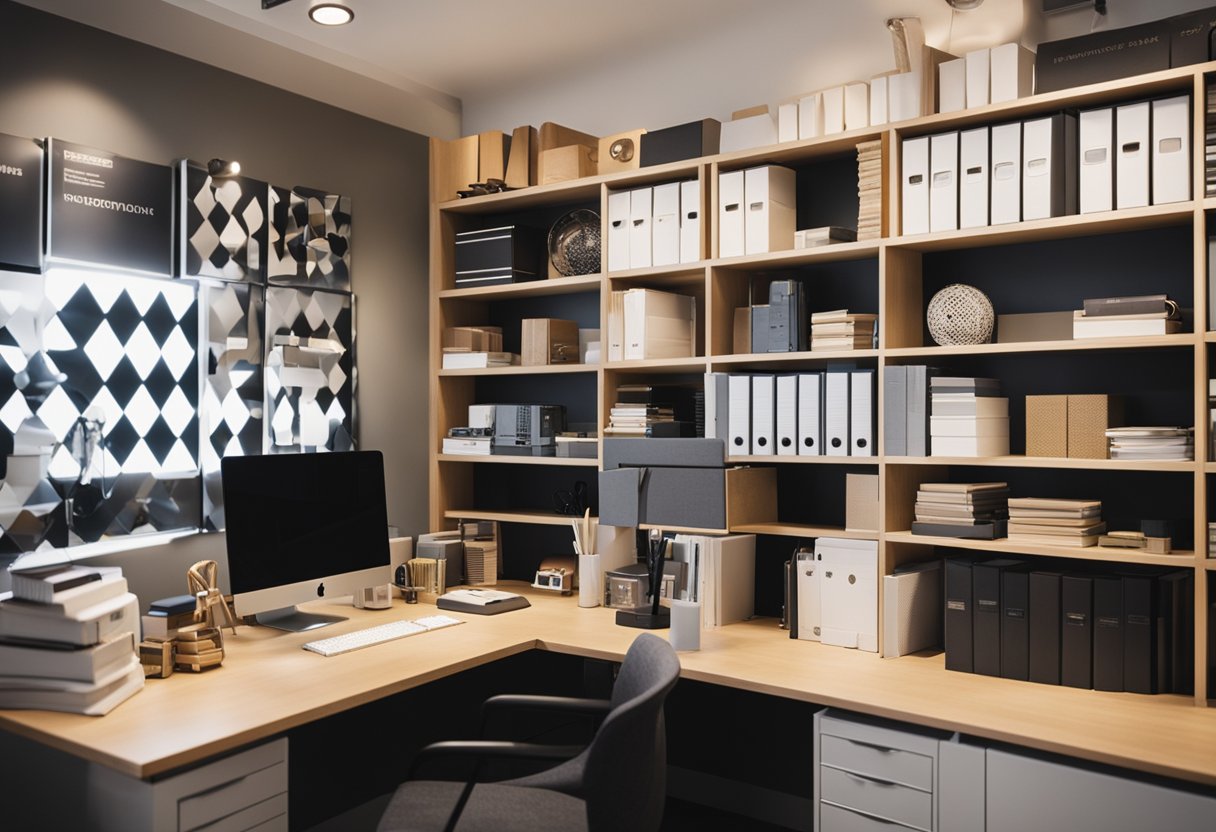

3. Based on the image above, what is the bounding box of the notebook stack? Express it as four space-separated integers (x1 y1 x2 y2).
911 482 1009 540
604 384 696 437
856 139 883 241
1007 498 1105 547
809 310 877 352
1209 522 1216 557
1072 294 1181 339
1206 79 1216 197
930 377 1009 457
442 434 492 455
1105 427 1194 460
0 564 142 715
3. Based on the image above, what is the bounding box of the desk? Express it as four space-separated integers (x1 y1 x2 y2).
2 582 1216 789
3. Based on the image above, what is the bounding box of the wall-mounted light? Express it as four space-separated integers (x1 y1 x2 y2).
309 0 354 26
207 158 241 178
944 0 984 9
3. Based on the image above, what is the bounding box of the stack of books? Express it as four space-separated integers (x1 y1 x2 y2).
174 626 224 672
1209 521 1215 557
930 377 1009 456
809 310 877 352
856 139 882 241
0 564 142 714
1072 294 1181 339
605 384 695 437
794 226 856 250
1206 78 1216 197
911 482 1009 539
1007 497 1105 547
1105 427 1194 460
441 352 517 369
442 432 493 455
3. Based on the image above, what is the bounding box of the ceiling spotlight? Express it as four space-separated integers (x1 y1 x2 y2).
945 0 985 9
309 0 354 25
207 158 241 177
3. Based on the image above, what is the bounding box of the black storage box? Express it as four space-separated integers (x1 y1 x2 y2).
639 119 721 167
454 224 542 287
0 134 43 272
1168 7 1216 67
1035 19 1170 94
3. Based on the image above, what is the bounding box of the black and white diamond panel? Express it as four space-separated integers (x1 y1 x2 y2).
200 281 263 531
267 185 351 292
264 286 354 454
181 162 268 284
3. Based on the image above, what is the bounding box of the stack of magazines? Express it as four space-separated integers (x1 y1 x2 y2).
1105 427 1194 461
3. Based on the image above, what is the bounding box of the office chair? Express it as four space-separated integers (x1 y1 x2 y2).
377 632 680 832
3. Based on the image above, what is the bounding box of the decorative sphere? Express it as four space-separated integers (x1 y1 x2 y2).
926 284 994 346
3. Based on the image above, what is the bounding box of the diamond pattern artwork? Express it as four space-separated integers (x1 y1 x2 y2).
181 162 268 284
200 281 263 531
267 185 351 292
264 286 354 454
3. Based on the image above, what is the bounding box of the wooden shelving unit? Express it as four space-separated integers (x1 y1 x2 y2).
430 62 1216 705
443 509 594 527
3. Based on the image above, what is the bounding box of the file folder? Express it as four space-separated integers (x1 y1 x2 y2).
1122 572 1158 695
939 58 965 114
1093 575 1123 692
965 47 990 109
727 374 751 455
849 369 874 456
704 372 730 442
1152 95 1191 205
822 86 845 135
778 102 798 143
1022 113 1077 221
1061 574 1093 689
797 373 822 455
629 186 652 269
901 136 929 235
1116 101 1150 209
869 75 888 126
1001 569 1030 681
651 182 680 267
750 374 776 455
816 538 878 652
795 550 820 642
798 92 822 140
776 374 798 456
990 122 1022 225
973 559 1022 677
679 180 701 263
844 82 869 131
959 127 989 229
883 365 907 456
945 558 975 673
718 170 745 257
1079 107 1114 214
989 43 1034 104
1028 571 1062 685
607 190 631 272
622 289 695 360
744 165 796 255
824 371 850 456
929 131 959 233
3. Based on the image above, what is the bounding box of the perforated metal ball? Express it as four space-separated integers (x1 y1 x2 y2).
926 283 994 346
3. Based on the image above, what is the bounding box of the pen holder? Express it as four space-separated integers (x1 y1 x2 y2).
668 598 701 651
578 553 601 608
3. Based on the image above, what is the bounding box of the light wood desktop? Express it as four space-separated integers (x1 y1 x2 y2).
1 582 1215 788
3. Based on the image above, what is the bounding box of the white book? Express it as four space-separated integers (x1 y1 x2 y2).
441 352 515 369
728 374 751 455
1073 318 1180 338
0 657 143 716
882 561 942 658
795 551 820 642
608 290 626 361
707 534 755 628
869 75 889 126
798 92 823 140
930 434 1010 457
930 416 1011 437
0 592 139 647
0 631 135 683
3 571 128 619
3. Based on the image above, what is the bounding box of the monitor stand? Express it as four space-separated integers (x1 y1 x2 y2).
254 606 347 632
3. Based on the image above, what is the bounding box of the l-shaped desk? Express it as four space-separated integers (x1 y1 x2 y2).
1 582 1215 795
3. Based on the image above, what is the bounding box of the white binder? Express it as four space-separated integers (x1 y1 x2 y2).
938 58 965 114
844 82 869 131
718 170 745 258
778 102 798 143
744 165 796 255
824 371 850 457
651 182 680 267
1023 115 1063 221
798 92 822 140
822 86 845 135
849 369 874 457
679 180 701 263
727 374 751 455
797 373 822 456
1079 107 1114 214
629 186 652 269
750 374 776 455
1116 101 1150 210
869 75 888 126
795 551 820 642
990 122 1022 225
775 374 798 456
965 48 990 109
901 136 929 235
929 131 959 233
959 126 989 228
607 190 631 272
816 538 878 653
1152 95 1191 205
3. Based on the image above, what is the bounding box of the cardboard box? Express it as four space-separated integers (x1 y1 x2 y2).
640 119 721 167
443 326 503 353
598 129 646 174
733 307 751 354
1035 19 1170 94
521 318 580 365
845 473 879 532
996 311 1074 343
539 145 596 185
1026 394 1068 457
1068 394 1124 459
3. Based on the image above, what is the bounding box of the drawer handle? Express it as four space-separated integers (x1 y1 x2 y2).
843 769 899 788
843 737 899 753
184 773 250 802
821 800 911 829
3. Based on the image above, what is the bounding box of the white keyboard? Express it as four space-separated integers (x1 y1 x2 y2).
302 614 463 657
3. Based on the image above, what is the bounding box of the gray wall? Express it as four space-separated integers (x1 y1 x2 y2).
0 1 430 601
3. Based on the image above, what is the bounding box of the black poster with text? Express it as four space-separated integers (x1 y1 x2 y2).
0 133 44 272
47 138 172 276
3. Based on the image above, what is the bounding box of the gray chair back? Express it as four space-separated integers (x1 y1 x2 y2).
583 633 680 832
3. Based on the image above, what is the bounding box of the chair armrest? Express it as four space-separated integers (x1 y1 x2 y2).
479 694 613 737
407 740 584 780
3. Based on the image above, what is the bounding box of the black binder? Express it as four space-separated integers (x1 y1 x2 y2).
972 559 1022 677
1092 575 1123 692
944 557 976 673
1122 572 1158 694
1061 574 1093 689
1029 571 1062 685
1158 570 1193 694
1001 568 1030 681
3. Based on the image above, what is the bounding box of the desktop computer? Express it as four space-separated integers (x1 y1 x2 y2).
222 450 393 632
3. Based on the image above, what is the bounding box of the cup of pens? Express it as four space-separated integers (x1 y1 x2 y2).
572 510 600 608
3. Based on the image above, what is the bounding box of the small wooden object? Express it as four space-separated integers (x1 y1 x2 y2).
598 129 646 174
522 318 580 365
1068 394 1124 460
539 145 596 185
139 640 174 679
478 130 510 182
1026 395 1068 457
443 326 503 353
505 125 539 188
733 307 752 354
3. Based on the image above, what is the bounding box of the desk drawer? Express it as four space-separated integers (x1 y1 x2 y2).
193 793 287 832
178 760 288 831
820 733 934 791
820 802 920 832
820 765 932 831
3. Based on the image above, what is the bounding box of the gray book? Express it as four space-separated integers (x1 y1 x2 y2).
767 280 805 353
704 372 731 441
907 366 928 456
750 306 770 354
884 365 907 456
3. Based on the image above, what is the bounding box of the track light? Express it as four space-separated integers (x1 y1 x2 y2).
309 0 354 25
944 0 984 8
207 158 241 178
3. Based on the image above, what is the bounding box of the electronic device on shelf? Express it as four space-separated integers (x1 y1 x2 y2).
302 615 462 657
437 588 530 615
222 450 393 632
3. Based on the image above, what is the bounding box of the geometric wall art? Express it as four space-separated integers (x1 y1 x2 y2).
268 185 351 292
179 162 267 284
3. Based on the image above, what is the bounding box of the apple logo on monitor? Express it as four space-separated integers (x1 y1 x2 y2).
317 583 325 597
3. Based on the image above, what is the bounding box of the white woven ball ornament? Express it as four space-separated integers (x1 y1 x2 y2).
926 284 994 346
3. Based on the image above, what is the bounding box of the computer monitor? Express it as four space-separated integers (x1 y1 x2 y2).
222 450 392 632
